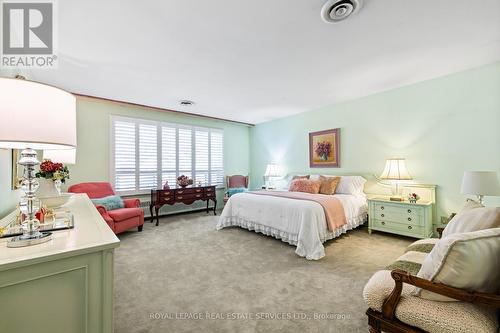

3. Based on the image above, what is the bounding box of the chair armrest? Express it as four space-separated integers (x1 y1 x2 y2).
94 204 108 216
123 198 140 208
382 269 500 320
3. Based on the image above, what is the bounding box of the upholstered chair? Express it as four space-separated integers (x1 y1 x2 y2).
68 182 144 234
224 175 249 204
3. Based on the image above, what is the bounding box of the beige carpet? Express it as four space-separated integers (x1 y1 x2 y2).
114 212 412 333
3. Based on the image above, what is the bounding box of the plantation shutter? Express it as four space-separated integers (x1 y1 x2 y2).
138 123 157 190
178 127 192 180
111 116 224 193
113 119 136 192
195 128 209 185
210 130 224 186
161 125 177 188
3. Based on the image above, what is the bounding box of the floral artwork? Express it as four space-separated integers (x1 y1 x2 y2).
36 159 70 183
309 129 340 168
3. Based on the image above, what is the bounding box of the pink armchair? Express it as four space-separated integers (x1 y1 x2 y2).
224 175 249 204
68 182 144 234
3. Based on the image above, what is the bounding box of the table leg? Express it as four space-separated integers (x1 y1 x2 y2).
155 206 160 226
149 204 154 223
206 199 209 214
213 199 217 216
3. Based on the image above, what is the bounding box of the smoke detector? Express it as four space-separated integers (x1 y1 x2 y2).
179 100 195 106
321 0 363 23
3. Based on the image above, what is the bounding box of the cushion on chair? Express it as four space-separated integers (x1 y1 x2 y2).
442 200 500 237
363 270 499 333
91 195 124 211
107 208 143 222
415 228 500 301
68 182 115 199
405 238 439 254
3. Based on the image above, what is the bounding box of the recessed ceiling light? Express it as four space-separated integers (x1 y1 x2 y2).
179 100 195 106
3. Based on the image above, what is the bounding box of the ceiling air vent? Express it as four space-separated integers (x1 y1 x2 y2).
321 0 363 23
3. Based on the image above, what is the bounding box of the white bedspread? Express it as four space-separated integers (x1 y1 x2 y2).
216 192 367 260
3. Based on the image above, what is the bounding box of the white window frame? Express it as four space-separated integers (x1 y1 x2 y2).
110 115 224 195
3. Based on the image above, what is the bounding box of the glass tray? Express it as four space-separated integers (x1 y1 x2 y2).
0 211 74 238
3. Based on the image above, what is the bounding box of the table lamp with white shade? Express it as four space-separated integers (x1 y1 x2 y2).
0 77 76 247
460 171 500 205
379 158 413 201
264 163 282 189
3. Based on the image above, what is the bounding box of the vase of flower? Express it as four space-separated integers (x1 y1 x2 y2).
35 160 70 197
176 175 193 188
315 141 332 162
408 193 420 203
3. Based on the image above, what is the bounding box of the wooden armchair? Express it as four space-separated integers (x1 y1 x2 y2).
223 175 249 204
367 269 500 333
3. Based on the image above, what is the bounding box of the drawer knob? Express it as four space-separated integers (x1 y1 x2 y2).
381 221 385 225
196 194 201 198
380 206 384 210
408 225 412 230
408 217 412 222
407 209 412 213
381 214 385 217
178 190 183 194
178 196 183 199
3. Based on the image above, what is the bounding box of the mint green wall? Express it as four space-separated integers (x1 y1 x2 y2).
68 97 251 190
0 97 250 218
250 63 500 219
0 150 20 218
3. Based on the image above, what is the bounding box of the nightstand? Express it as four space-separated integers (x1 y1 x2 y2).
368 197 433 239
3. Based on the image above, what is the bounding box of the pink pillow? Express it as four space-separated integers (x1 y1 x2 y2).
289 179 321 194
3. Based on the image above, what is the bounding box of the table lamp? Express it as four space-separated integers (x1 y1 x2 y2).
460 171 500 205
264 163 282 189
0 77 76 247
379 158 412 201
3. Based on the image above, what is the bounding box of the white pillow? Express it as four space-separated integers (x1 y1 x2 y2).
309 175 366 195
335 176 366 196
442 201 500 237
415 228 500 301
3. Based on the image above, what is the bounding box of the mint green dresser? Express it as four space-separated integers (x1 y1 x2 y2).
368 197 433 239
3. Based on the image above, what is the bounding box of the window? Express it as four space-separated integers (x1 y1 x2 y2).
111 116 224 194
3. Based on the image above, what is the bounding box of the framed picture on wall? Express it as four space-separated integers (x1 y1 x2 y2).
309 128 340 168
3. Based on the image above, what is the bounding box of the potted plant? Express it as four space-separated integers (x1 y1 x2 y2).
176 175 193 188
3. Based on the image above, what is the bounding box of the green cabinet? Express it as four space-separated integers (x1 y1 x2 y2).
368 198 433 238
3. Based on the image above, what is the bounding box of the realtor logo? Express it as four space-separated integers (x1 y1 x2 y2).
1 0 57 68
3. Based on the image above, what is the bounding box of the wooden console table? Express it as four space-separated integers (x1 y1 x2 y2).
150 185 217 226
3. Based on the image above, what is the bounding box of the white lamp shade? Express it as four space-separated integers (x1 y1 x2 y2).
461 171 500 196
0 78 76 150
43 148 77 164
264 163 282 177
379 158 412 180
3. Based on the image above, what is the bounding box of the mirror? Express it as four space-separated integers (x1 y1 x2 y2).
11 150 23 190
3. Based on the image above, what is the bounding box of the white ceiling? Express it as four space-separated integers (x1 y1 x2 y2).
3 0 500 124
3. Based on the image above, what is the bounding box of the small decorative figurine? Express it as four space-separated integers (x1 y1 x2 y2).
163 181 170 190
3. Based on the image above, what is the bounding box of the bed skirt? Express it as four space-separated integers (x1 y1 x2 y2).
217 214 367 260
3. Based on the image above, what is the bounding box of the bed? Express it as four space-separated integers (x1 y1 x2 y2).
216 175 368 260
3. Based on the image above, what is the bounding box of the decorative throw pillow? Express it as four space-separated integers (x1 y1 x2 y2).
292 175 310 180
415 228 500 301
318 175 341 195
335 176 366 196
289 179 321 194
442 200 500 237
92 195 125 211
227 187 247 197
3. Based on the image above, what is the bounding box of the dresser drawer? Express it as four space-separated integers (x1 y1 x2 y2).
371 219 424 237
373 203 423 226
205 186 216 194
175 193 204 201
176 187 204 195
